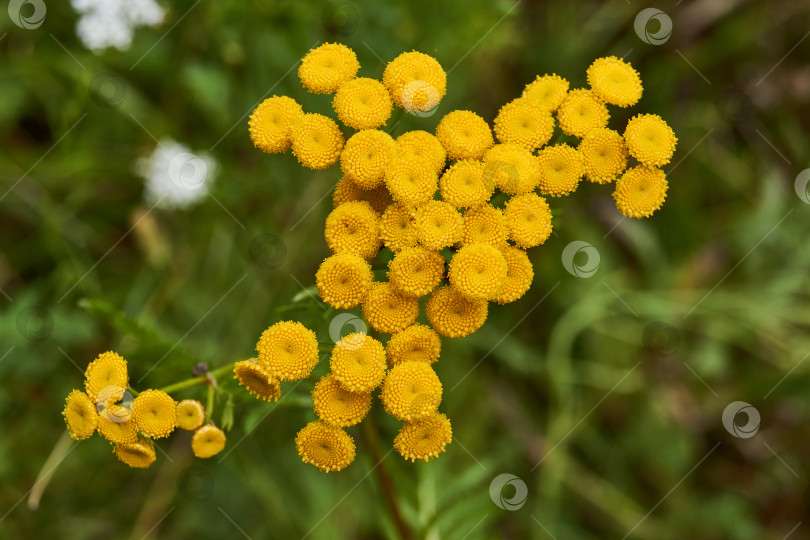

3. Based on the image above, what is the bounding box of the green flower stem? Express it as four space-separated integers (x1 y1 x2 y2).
156 362 238 394
361 419 410 539
205 382 216 423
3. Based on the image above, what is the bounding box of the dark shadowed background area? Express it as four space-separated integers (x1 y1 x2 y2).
1 0 809 538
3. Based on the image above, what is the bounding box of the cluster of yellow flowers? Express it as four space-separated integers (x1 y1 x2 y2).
62 351 227 467
242 44 677 472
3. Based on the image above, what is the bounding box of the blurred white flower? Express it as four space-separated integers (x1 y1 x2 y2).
71 0 165 52
135 139 218 210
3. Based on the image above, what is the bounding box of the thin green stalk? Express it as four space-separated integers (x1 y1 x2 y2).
156 362 237 394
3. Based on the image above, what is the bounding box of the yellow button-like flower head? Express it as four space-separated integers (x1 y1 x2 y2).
298 43 359 94
388 246 445 298
256 321 319 381
63 389 98 440
233 359 282 402
394 412 452 462
439 160 493 208
522 74 570 112
296 421 356 472
435 110 494 161
623 113 677 166
504 193 553 248
316 252 373 309
175 399 206 431
290 113 344 170
557 89 609 138
612 165 668 218
536 143 584 197
384 156 438 207
381 361 442 421
192 424 226 458
396 130 447 174
248 96 304 153
324 200 381 259
340 129 397 189
587 56 643 108
333 176 390 214
114 435 156 469
425 286 488 338
483 143 540 195
579 128 628 184
461 204 508 247
362 281 419 334
312 374 372 427
492 246 534 304
85 351 128 402
333 77 392 129
380 203 418 252
412 200 463 250
448 243 508 301
132 389 177 439
383 51 447 112
385 323 442 367
493 98 554 151
330 333 387 393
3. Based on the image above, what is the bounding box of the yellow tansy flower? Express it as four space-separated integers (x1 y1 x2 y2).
332 77 392 129
435 110 494 161
233 359 282 402
84 351 128 402
248 95 304 153
312 374 372 427
388 246 445 298
132 389 176 439
587 56 643 108
557 89 609 138
536 143 584 197
296 421 356 472
384 157 438 207
493 98 554 151
396 130 447 174
412 200 464 250
192 424 227 459
425 286 488 338
439 160 493 208
362 281 419 334
63 390 98 440
333 176 390 214
461 204 508 247
448 243 508 301
380 203 419 252
492 246 534 304
394 412 452 462
483 143 540 195
623 113 677 166
504 193 553 248
316 252 373 309
324 200 381 259
380 361 442 421
330 333 387 393
113 435 156 469
97 412 138 445
290 113 344 170
612 165 668 218
340 129 397 189
256 321 319 381
385 323 442 367
383 51 447 112
579 128 628 184
298 42 359 94
175 399 206 431
522 74 570 112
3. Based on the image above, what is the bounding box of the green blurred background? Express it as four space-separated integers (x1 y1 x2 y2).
2 0 809 538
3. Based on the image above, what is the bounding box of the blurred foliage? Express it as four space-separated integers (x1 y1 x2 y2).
1 0 810 538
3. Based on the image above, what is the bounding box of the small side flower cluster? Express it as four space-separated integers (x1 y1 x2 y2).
62 351 226 468
242 45 676 472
